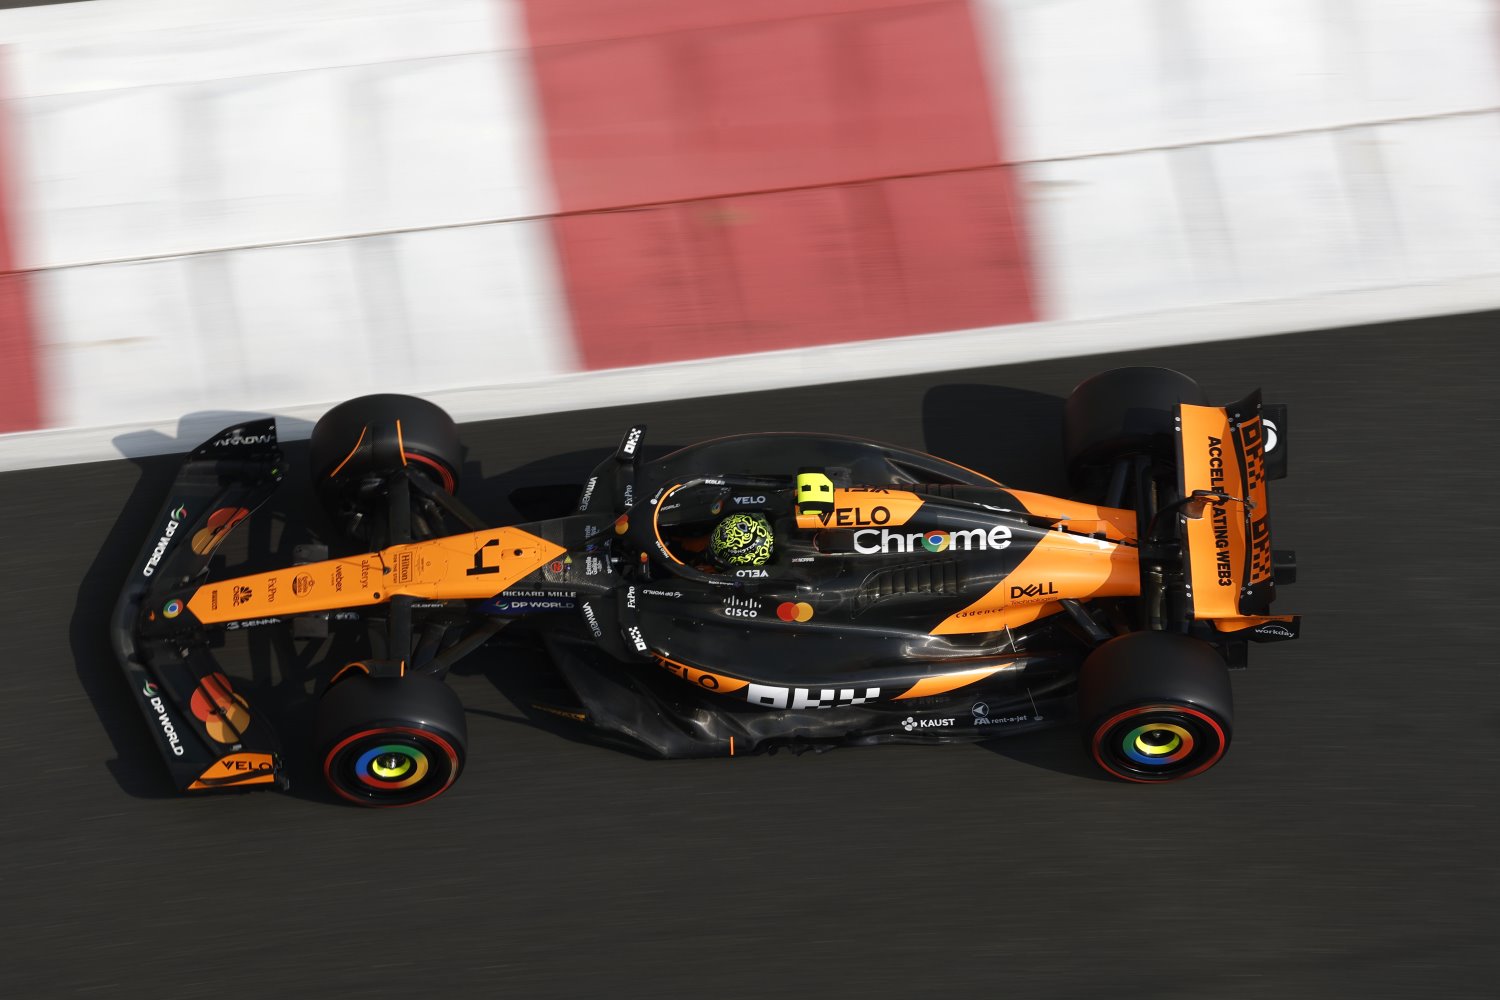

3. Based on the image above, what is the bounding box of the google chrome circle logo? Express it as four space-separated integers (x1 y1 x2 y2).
920 530 949 553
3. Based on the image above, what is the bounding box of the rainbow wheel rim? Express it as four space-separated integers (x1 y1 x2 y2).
1092 705 1228 783
325 726 461 807
355 744 431 789
1121 723 1194 765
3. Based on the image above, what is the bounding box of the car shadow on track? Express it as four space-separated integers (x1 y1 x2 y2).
975 729 1114 782
920 382 1068 495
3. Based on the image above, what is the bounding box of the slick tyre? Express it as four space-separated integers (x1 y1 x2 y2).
1063 367 1206 487
1078 631 1232 783
316 673 468 808
309 393 462 496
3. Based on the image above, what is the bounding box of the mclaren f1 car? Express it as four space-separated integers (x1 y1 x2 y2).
111 367 1299 806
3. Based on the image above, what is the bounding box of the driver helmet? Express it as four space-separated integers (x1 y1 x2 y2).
709 513 774 568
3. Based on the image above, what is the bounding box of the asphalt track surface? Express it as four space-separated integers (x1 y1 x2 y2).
4 312 1498 998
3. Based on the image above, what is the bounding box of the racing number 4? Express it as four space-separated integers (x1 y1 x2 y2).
467 538 501 576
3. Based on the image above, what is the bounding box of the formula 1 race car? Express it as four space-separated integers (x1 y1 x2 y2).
111 368 1299 807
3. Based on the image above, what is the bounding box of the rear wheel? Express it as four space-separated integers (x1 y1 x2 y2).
1078 631 1232 783
315 672 468 807
1064 367 1206 490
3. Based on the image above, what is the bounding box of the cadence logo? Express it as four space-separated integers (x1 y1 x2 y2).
853 526 1011 555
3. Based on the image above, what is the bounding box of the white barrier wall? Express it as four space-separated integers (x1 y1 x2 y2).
0 0 1497 466
976 0 1500 319
3 0 572 431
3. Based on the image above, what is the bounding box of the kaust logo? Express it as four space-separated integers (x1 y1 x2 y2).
853 526 1011 555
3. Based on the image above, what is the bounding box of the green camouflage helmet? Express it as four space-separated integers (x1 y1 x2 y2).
709 513 774 567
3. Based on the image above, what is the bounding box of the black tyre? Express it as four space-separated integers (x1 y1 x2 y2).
309 393 462 495
1077 631 1232 783
315 672 467 807
1063 367 1206 486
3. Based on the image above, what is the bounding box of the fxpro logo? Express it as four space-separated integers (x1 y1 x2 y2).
141 505 188 577
853 526 1011 555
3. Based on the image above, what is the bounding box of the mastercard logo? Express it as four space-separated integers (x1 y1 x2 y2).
190 672 252 744
776 602 814 623
191 507 251 556
920 530 949 553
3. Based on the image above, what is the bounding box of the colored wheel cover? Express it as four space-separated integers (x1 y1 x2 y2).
323 726 461 807
1090 704 1227 783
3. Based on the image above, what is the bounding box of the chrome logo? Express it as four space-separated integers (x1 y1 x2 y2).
356 744 430 789
163 599 183 619
1122 722 1195 765
920 530 949 553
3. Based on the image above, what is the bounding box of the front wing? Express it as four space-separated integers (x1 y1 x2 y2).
110 420 287 793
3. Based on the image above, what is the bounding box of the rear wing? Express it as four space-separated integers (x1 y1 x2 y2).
1176 392 1292 626
110 419 287 793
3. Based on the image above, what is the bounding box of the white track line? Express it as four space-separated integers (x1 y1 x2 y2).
2 271 1497 472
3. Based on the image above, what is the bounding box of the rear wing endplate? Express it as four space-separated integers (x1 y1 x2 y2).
1176 393 1279 619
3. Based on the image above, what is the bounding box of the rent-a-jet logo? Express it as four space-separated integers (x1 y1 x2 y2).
853 526 1011 555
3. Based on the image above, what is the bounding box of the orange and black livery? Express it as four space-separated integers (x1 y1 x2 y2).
114 369 1298 807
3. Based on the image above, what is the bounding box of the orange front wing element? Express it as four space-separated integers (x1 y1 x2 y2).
186 527 568 625
188 752 278 790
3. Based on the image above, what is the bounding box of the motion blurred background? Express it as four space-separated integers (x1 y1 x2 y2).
0 0 1497 463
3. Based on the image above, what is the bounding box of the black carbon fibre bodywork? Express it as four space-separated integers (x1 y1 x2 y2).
112 402 1296 792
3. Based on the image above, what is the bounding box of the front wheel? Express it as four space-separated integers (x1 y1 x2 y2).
315 672 468 807
1078 631 1232 783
